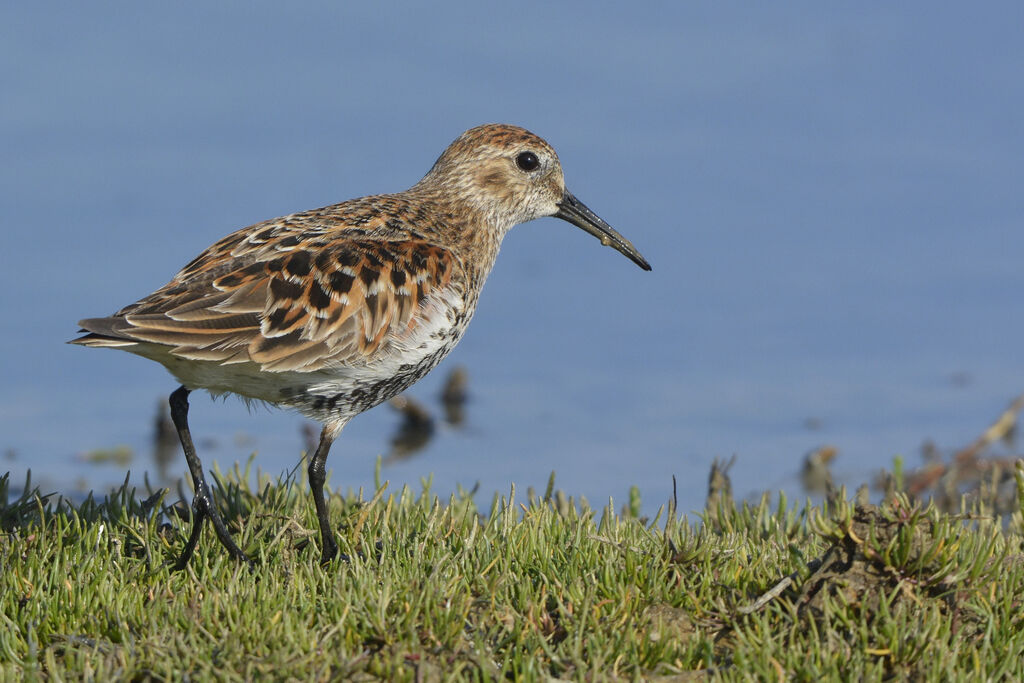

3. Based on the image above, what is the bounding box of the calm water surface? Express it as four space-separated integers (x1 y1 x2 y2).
3 4 1022 514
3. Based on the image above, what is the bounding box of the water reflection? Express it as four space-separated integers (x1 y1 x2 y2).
800 445 837 496
878 394 1023 518
384 366 470 463
704 456 735 511
440 366 469 427
152 401 179 483
384 395 435 463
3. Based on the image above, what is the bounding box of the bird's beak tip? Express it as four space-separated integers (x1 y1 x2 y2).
555 192 651 272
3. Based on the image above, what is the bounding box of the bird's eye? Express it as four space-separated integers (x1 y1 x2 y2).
515 151 540 172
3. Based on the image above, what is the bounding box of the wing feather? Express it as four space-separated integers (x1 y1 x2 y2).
73 225 462 374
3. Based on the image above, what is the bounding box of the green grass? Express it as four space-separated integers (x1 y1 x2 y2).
2 462 1023 681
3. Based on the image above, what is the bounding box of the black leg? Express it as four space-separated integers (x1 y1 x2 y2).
308 426 339 564
168 386 253 570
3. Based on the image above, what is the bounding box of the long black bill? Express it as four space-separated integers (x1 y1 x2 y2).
555 190 652 271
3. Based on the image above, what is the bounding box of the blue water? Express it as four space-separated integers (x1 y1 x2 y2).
3 3 1022 514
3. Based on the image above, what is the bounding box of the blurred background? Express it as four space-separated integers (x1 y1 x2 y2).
2 3 1022 514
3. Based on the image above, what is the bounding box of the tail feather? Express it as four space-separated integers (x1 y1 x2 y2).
69 317 140 348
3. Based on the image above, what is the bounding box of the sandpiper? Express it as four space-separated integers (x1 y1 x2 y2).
72 123 651 569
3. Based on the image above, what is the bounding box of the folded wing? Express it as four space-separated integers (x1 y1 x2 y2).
74 237 460 372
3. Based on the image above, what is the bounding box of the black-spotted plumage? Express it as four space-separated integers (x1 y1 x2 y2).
72 123 651 569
